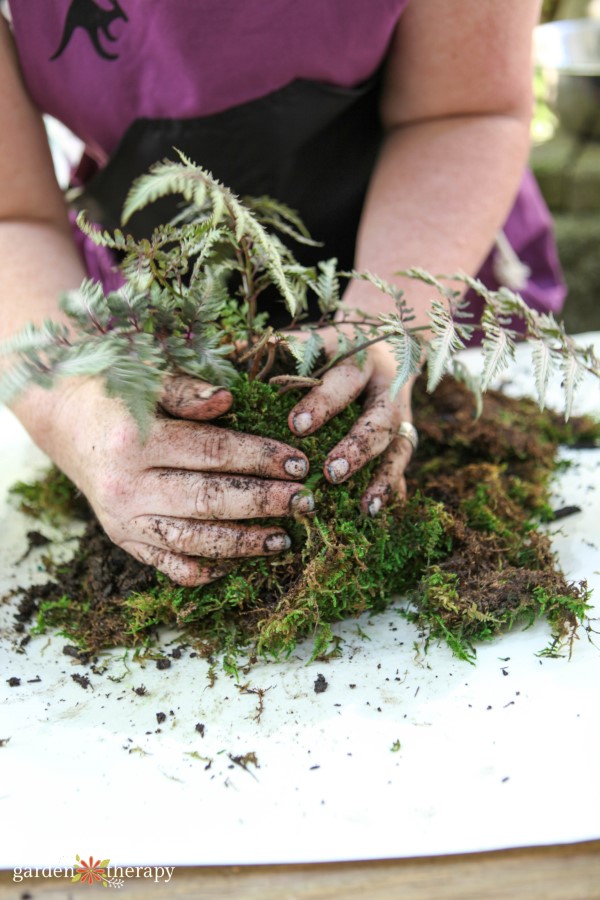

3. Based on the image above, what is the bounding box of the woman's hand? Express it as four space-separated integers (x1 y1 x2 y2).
287 326 418 515
41 374 313 586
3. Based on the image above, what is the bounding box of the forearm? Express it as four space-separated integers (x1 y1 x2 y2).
0 219 87 445
345 111 531 324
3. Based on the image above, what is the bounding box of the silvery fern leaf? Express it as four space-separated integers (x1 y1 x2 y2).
388 331 422 400
349 269 403 304
59 280 112 331
75 211 135 252
285 335 306 368
480 311 515 392
192 346 239 388
245 196 319 246
0 361 36 404
311 259 340 314
297 330 325 377
124 152 300 317
53 340 121 378
105 362 163 441
531 339 555 412
122 156 207 218
401 266 450 296
426 300 467 392
336 327 351 357
189 225 231 285
0 320 69 357
561 354 585 421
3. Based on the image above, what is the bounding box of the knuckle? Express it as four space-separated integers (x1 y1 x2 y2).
194 477 227 518
255 439 281 478
201 429 231 468
151 518 193 552
104 420 144 457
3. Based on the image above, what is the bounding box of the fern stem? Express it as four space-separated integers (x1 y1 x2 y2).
312 332 397 378
255 341 277 382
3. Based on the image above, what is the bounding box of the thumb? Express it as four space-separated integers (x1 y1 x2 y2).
159 375 233 421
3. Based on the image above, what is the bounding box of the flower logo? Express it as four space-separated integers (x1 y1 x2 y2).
72 855 123 888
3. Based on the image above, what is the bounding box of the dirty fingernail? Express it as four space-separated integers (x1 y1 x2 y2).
327 458 349 483
293 412 313 434
264 533 292 553
284 456 308 478
368 497 382 517
291 491 315 513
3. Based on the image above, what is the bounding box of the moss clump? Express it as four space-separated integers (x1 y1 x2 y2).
10 467 89 524
11 375 599 669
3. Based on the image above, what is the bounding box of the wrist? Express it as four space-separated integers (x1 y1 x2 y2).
9 377 94 476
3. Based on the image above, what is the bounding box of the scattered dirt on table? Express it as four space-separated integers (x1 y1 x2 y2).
314 674 328 694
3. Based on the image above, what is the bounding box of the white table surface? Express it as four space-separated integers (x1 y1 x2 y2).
1 334 599 870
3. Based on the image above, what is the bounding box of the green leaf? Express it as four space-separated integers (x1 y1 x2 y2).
0 319 69 357
245 195 319 246
296 330 324 377
53 340 120 378
311 259 341 314
123 152 301 316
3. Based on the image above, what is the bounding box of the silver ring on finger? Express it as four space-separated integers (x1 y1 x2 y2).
397 421 418 453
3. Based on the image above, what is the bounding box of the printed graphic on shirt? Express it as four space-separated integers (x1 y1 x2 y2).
50 0 128 61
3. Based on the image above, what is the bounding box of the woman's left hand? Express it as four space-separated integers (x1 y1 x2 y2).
287 330 418 516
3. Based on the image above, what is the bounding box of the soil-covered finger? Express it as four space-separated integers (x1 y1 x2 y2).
360 436 412 515
146 470 315 520
159 376 233 420
323 392 401 483
122 541 232 587
130 517 292 558
288 361 373 436
148 421 309 481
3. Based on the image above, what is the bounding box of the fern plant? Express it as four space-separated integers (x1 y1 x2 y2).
1 149 598 433
4 151 600 665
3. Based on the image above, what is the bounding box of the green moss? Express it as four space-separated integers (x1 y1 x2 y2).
10 467 87 524
12 375 600 667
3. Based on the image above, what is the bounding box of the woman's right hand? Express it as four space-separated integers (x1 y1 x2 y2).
39 374 313 586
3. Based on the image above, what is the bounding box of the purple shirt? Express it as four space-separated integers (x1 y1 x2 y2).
9 1 409 165
6 0 566 320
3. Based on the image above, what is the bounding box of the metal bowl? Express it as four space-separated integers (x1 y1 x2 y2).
534 19 600 138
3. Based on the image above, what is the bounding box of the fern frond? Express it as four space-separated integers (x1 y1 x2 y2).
53 339 122 378
480 310 516 391
245 196 319 247
311 259 340 315
531 339 555 412
0 320 69 357
349 269 404 305
296 330 325 377
387 331 422 399
0 361 37 404
59 280 113 331
76 211 135 252
426 300 467 392
561 354 585 421
123 152 301 316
